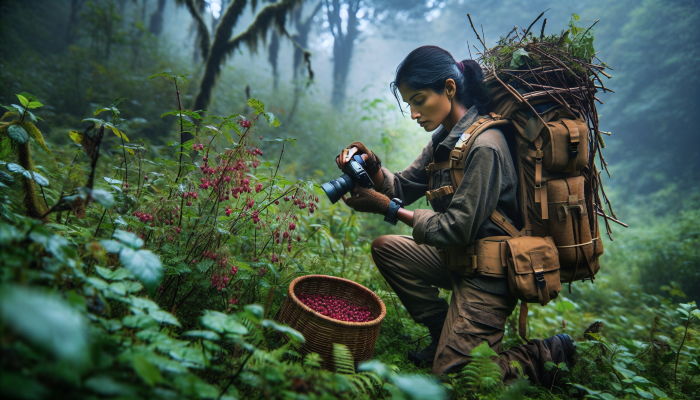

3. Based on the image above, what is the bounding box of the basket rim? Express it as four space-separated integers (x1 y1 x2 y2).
288 274 387 328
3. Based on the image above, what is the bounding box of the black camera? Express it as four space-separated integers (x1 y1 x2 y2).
321 154 374 203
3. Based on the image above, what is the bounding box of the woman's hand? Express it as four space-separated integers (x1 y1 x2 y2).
335 142 382 176
342 186 391 215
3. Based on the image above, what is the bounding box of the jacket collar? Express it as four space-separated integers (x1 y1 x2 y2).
431 106 481 153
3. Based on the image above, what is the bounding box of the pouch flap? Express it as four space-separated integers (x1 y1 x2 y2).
506 236 560 275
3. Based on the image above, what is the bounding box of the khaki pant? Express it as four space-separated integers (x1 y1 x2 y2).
372 235 562 384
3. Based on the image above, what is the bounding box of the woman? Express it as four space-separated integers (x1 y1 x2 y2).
336 46 574 384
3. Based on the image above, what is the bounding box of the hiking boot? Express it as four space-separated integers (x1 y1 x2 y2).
542 333 576 369
407 339 439 367
408 315 445 367
541 333 576 388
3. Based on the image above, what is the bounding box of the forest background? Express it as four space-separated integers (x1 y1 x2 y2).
0 0 699 399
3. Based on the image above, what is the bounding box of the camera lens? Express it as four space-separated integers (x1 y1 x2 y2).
321 174 356 203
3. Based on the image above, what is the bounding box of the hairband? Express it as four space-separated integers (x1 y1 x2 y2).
456 61 465 73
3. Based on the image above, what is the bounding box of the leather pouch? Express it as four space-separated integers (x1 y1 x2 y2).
547 176 602 282
542 118 589 173
506 236 561 306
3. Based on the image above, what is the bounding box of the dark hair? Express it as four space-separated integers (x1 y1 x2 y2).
390 46 490 114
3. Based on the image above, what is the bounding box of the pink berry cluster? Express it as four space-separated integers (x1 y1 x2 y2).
297 293 373 322
238 119 252 129
228 297 239 305
133 211 154 223
193 143 205 152
209 253 238 291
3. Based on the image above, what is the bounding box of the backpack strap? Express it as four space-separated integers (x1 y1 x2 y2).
533 135 549 220
424 113 510 202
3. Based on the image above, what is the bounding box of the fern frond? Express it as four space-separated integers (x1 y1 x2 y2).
332 343 355 374
304 352 322 368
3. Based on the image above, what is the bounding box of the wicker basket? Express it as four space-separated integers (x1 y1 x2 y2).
278 274 386 370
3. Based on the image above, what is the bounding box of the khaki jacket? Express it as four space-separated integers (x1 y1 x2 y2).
378 106 519 249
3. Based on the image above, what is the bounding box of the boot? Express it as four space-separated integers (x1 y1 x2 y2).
407 315 445 367
541 333 576 388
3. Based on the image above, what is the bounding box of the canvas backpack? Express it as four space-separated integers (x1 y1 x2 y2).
424 81 609 339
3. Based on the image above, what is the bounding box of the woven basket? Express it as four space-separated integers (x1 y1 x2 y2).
278 274 386 370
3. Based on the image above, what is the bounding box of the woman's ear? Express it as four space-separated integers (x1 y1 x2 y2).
444 79 457 99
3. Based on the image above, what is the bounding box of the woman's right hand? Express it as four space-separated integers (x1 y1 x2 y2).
336 146 359 170
335 142 381 175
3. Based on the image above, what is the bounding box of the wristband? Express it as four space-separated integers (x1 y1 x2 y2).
384 198 403 225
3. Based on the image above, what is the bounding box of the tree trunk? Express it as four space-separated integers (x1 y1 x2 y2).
268 31 280 90
149 0 167 35
191 0 303 113
327 0 360 108
287 1 322 122
65 0 85 48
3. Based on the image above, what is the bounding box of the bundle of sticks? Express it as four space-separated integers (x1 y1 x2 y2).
467 11 625 236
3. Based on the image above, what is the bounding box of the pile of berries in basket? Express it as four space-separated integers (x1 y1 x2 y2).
297 293 374 322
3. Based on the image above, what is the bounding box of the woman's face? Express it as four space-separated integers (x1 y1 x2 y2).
398 80 455 132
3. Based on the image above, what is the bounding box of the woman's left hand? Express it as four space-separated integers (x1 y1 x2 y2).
343 187 391 215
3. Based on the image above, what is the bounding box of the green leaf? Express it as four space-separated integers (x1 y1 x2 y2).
122 314 159 330
650 387 668 398
69 130 84 145
27 101 43 109
82 118 104 129
18 92 38 102
691 309 700 320
264 112 280 127
183 330 221 341
86 277 109 290
119 248 163 295
510 48 530 69
90 189 114 208
390 374 446 399
260 320 305 342
0 286 89 366
103 177 123 185
169 345 206 366
573 13 580 21
634 386 654 399
243 304 264 324
149 309 181 327
16 94 29 107
555 300 576 312
0 136 11 158
236 262 254 273
8 125 29 144
248 98 265 114
105 123 129 142
113 230 144 249
109 282 128 296
201 311 248 335
128 296 161 312
147 71 173 81
100 239 125 254
132 355 163 387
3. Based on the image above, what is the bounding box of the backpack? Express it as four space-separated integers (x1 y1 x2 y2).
424 33 616 341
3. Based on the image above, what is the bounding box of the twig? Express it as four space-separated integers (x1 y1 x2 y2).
540 18 547 40
522 10 548 41
94 208 107 237
466 14 486 48
578 19 599 43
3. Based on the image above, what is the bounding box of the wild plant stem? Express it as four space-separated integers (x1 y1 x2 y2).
675 314 691 385
174 78 185 185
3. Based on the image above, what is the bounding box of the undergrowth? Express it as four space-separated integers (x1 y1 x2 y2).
0 74 699 400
